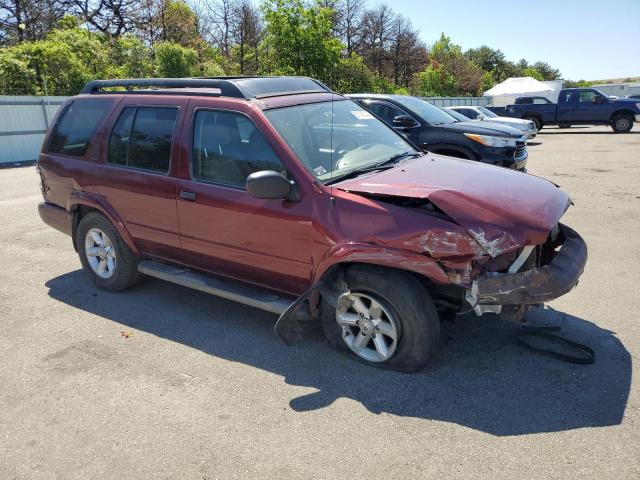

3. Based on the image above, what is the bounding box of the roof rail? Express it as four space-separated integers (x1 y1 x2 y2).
80 78 245 97
80 76 332 99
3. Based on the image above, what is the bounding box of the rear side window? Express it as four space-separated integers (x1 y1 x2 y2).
459 108 478 119
108 106 178 173
48 99 113 157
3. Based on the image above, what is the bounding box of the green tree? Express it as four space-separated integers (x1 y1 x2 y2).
523 67 543 81
107 34 154 78
532 61 561 80
0 52 37 94
156 0 202 49
153 42 198 77
415 63 456 96
261 0 342 82
328 52 374 93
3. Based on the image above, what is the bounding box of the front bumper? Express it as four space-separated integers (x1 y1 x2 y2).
525 131 537 139
466 224 587 313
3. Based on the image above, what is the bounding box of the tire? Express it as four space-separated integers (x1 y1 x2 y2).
76 212 141 292
524 116 542 131
320 265 440 372
558 123 571 128
611 114 634 133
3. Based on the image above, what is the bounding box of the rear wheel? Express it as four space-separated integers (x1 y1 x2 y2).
524 116 542 131
320 265 440 372
77 212 141 291
611 114 634 133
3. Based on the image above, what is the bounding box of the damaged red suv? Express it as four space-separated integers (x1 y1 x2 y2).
37 77 588 372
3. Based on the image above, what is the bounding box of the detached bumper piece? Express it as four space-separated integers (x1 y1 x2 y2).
466 224 587 316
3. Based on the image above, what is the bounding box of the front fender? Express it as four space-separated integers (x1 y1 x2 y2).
67 191 140 256
312 242 451 286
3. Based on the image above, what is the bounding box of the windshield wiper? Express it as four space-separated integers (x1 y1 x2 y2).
325 151 422 185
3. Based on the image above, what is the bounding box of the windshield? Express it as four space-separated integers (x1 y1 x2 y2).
392 96 457 125
477 106 498 117
443 108 467 122
264 99 418 183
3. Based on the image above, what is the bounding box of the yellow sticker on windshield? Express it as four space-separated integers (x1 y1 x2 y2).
351 110 374 120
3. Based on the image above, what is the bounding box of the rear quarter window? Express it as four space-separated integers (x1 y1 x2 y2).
47 98 113 157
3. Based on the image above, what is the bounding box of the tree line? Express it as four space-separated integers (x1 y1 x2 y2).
0 0 563 96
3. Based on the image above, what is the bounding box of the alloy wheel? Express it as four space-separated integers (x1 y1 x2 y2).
336 292 399 363
84 228 116 279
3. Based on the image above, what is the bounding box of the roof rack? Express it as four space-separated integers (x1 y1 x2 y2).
80 76 332 99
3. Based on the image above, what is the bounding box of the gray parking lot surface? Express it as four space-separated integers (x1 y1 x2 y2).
1 125 639 479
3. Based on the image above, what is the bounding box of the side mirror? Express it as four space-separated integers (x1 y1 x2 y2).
477 113 486 120
246 170 299 201
392 114 417 128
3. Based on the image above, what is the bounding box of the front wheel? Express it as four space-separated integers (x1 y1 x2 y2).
320 265 440 372
612 114 634 133
524 116 542 131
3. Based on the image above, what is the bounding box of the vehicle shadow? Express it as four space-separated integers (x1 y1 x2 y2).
45 270 631 437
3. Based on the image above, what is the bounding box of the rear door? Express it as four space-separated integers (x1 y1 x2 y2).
556 90 579 123
92 97 187 260
175 105 314 295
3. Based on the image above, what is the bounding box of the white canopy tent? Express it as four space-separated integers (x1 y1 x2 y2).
484 77 555 106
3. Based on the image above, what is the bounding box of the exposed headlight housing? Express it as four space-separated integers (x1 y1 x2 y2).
464 133 517 148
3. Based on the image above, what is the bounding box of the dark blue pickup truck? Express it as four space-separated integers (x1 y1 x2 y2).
493 88 640 133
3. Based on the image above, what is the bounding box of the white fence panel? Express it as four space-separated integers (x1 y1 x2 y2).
0 96 68 165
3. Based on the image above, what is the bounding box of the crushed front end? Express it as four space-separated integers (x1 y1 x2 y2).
462 223 587 321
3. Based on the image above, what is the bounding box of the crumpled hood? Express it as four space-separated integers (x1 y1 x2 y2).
335 154 569 257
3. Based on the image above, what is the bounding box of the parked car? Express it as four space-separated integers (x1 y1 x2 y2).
37 77 587 372
447 105 538 139
347 94 528 170
496 88 640 132
625 94 640 100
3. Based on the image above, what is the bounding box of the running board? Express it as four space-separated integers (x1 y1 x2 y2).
138 260 294 315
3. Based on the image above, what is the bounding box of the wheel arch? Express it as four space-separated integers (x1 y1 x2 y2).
609 109 636 123
308 244 451 317
426 143 478 161
68 193 139 255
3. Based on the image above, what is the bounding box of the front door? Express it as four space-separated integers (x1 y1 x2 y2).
572 89 610 123
176 107 313 295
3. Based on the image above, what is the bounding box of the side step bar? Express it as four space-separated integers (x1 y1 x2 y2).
138 260 294 315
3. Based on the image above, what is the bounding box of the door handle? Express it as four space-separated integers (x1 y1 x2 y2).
179 190 196 201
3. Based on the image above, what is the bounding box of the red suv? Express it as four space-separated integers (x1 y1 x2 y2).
37 77 588 372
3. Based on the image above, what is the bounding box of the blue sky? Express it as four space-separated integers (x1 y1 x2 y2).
382 0 640 81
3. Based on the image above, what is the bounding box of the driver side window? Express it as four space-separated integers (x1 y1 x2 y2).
192 110 285 188
579 90 603 103
366 102 405 125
